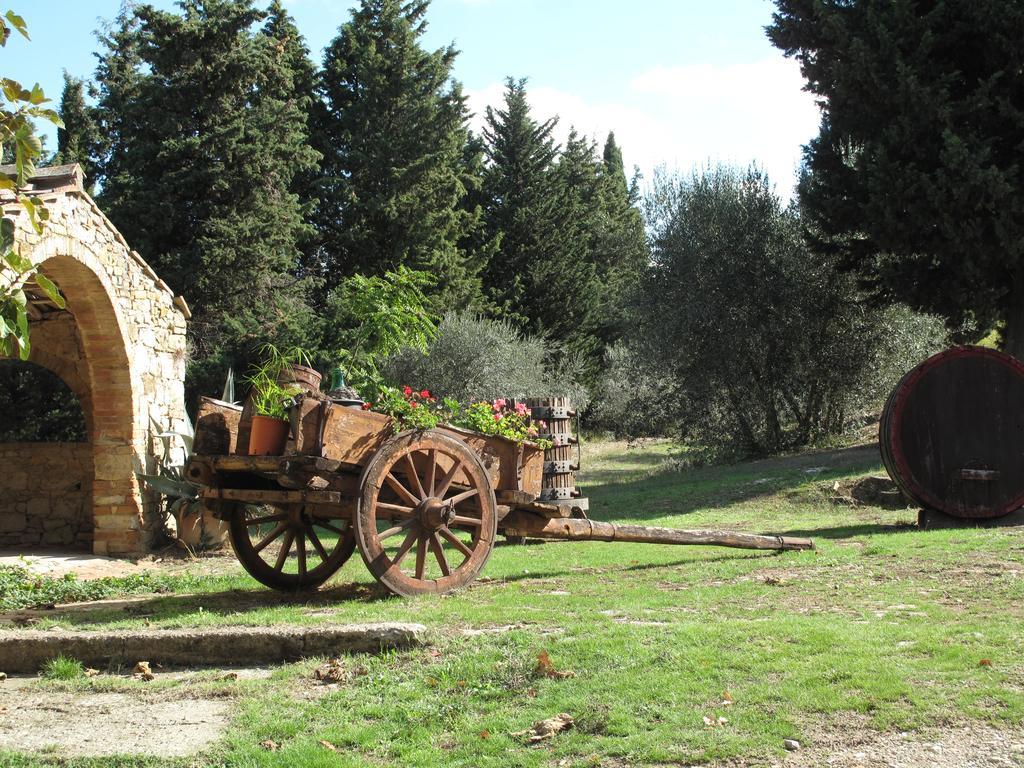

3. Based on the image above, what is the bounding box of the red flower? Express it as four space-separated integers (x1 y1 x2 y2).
420 389 431 399
362 402 373 410
410 402 419 409
493 413 502 422
402 385 413 396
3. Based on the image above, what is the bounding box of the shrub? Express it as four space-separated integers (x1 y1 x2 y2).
383 312 590 409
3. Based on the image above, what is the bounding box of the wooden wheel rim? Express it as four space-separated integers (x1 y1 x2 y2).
356 430 497 596
228 501 355 590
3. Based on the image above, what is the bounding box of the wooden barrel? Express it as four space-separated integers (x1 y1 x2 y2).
880 346 1024 519
524 397 587 512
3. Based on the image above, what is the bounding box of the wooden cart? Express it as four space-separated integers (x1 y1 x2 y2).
187 396 814 597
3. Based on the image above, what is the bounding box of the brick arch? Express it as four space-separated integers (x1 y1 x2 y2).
4 164 189 554
36 255 142 552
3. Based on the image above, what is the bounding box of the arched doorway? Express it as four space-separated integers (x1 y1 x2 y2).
0 360 91 548
5 164 189 555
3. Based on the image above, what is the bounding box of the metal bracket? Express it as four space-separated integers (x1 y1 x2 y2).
540 487 579 501
531 406 576 420
543 460 578 474
959 468 1000 481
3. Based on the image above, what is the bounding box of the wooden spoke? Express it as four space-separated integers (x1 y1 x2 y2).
429 533 451 576
378 517 414 541
313 520 347 536
253 521 288 553
438 526 474 558
296 530 307 577
306 509 351 519
229 502 356 593
355 430 497 597
273 528 295 572
414 535 427 580
385 472 420 506
434 459 463 499
376 502 414 517
392 528 419 567
404 453 425 501
245 512 287 527
307 526 330 561
445 488 479 506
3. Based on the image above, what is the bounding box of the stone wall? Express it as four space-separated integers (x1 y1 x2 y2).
2 165 189 555
0 443 92 548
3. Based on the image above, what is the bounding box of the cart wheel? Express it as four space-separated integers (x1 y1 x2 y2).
227 502 356 591
356 430 498 597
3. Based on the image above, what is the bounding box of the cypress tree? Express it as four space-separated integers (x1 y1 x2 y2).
768 0 1024 356
481 78 560 329
93 0 319 399
52 73 102 192
314 0 483 308
594 131 648 344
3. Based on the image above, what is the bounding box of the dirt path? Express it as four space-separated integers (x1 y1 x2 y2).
0 677 231 758
767 722 1024 768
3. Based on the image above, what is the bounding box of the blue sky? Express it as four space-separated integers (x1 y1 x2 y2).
8 0 819 196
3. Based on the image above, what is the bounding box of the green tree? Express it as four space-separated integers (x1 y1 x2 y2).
637 165 945 457
594 131 648 344
767 1 1024 356
481 78 559 328
314 0 483 308
51 73 101 191
92 0 320 400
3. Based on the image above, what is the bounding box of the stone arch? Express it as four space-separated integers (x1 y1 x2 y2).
35 255 142 552
2 164 189 554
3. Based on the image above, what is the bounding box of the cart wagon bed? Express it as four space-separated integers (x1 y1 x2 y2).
187 396 812 597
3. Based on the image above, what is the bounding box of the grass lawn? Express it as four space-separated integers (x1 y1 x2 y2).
2 439 1023 766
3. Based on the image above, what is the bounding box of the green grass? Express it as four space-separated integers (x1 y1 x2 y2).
3 439 1023 766
40 654 84 681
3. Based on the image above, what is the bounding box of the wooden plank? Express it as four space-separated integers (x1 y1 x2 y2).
194 397 241 456
498 512 815 551
316 405 393 465
200 487 350 506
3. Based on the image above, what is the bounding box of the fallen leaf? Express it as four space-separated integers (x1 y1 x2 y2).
84 668 100 678
718 716 729 726
721 689 734 706
260 739 280 751
535 650 574 680
428 648 442 658
318 740 337 751
702 715 714 727
512 712 574 743
314 659 348 684
526 687 537 698
132 661 155 681
219 671 239 681
979 659 992 667
479 730 490 740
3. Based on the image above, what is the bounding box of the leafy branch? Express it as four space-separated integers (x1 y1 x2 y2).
0 9 65 359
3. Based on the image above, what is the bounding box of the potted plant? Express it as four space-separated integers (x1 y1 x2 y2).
246 345 309 455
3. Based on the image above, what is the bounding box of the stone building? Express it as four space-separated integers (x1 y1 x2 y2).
0 165 189 555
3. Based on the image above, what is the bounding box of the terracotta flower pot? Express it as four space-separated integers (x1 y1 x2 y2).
249 414 290 455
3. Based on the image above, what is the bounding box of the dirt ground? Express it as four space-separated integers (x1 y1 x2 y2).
0 676 231 758
769 721 1024 768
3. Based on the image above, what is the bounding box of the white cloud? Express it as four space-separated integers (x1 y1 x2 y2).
466 56 821 199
